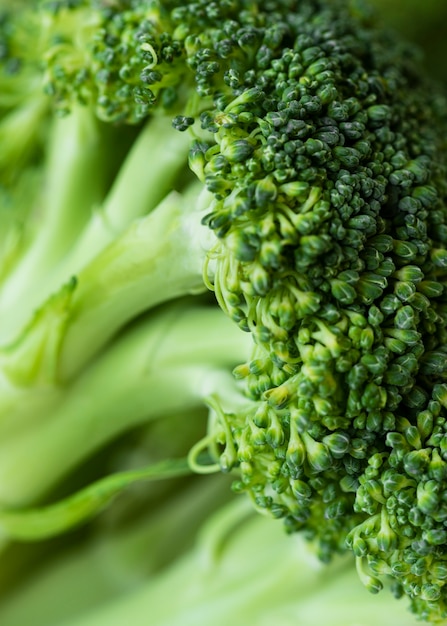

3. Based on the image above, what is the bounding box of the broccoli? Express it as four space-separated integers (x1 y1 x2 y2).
0 0 447 623
0 496 424 626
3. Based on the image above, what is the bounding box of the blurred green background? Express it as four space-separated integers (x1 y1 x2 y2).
370 0 447 83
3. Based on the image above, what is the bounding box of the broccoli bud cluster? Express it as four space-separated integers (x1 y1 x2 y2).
187 1 447 620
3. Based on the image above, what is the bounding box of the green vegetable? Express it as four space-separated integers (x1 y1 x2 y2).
369 0 447 83
0 496 423 626
0 0 447 623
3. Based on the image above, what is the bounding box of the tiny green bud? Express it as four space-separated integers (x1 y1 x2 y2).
340 475 358 493
302 432 332 472
404 450 429 476
418 280 444 298
251 264 271 296
417 410 434 441
286 418 306 468
290 479 312 500
323 432 350 458
279 181 310 198
266 410 285 447
392 239 419 260
255 176 277 208
417 479 439 514
431 562 447 581
376 510 398 552
367 104 390 122
394 305 416 330
330 279 357 304
393 266 424 283
421 584 441 602
423 529 447 546
433 383 447 408
265 382 293 409
233 362 251 379
412 184 437 207
384 328 420 345
221 138 254 163
333 146 361 168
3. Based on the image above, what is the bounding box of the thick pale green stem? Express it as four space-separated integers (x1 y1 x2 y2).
52 504 421 626
0 106 114 338
0 182 215 385
0 92 49 178
0 177 215 387
0 476 233 626
0 302 252 507
63 112 195 271
57 183 213 380
0 113 194 345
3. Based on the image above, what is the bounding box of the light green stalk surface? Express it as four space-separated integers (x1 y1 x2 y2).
0 302 252 507
54 499 422 626
0 112 195 349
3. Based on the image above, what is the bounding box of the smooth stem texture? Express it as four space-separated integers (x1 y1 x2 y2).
59 112 194 274
0 113 194 346
57 182 212 380
0 182 213 386
0 303 252 506
0 476 233 626
57 503 422 626
0 457 192 541
0 107 122 318
0 110 110 342
0 92 48 174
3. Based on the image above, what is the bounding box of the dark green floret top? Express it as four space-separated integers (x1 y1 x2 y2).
173 2 447 621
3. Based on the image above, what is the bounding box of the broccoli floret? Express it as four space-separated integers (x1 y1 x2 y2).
0 0 447 623
193 5 447 620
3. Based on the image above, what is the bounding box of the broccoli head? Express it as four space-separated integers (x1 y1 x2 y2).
184 2 447 621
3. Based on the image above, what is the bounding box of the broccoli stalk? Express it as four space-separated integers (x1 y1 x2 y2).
0 301 252 508
0 475 236 626
0 177 214 383
0 105 126 312
0 111 202 361
0 497 422 626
